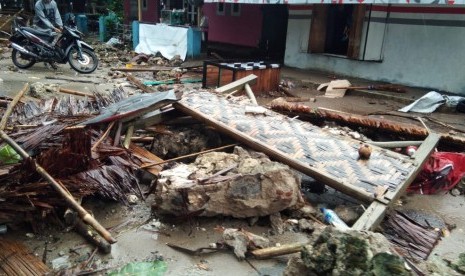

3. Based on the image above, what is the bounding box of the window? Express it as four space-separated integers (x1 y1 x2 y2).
216 3 225 16
142 0 147 10
231 3 241 16
308 4 366 59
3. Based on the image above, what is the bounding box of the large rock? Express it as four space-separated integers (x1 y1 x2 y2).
285 227 411 276
153 146 304 218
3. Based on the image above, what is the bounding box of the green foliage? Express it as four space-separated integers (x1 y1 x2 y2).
103 12 121 41
106 0 124 19
0 145 21 165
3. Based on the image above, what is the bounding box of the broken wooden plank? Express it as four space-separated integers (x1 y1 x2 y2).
45 75 97 83
111 66 175 72
352 133 440 231
126 74 154 93
128 143 164 175
58 88 96 99
0 238 50 276
215 74 257 94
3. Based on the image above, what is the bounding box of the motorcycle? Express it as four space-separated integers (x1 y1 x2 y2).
8 15 98 74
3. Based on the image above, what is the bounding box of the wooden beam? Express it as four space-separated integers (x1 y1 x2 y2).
215 74 257 94
111 66 175 72
173 102 375 204
352 133 440 231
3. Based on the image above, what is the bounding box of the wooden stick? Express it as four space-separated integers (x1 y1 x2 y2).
244 83 258 106
58 88 95 99
126 74 153 93
0 130 116 244
91 122 115 151
250 243 306 259
141 143 238 168
0 83 28 131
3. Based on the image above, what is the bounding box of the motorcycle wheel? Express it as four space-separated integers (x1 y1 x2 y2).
12 49 36 69
68 47 98 74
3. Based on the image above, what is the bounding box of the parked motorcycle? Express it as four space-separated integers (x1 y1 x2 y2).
8 15 98 74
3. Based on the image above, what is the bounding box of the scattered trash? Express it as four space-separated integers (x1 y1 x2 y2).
408 152 465 194
321 208 350 231
109 261 167 276
317 79 351 98
399 91 465 113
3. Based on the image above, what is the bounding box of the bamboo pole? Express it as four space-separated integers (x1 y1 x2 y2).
250 243 306 259
58 88 95 99
0 83 28 131
141 143 238 169
0 130 116 244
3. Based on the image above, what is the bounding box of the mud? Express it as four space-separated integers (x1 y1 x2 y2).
4 193 309 275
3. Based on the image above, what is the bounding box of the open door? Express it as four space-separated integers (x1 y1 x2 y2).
308 4 366 59
308 5 328 53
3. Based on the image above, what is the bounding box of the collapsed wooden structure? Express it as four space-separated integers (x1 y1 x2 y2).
174 77 440 230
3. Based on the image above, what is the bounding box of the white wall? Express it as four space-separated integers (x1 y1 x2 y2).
284 5 465 95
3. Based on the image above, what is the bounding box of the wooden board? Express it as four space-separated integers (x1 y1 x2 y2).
0 238 50 276
174 91 422 203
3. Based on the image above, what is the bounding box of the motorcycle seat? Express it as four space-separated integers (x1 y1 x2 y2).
21 27 54 38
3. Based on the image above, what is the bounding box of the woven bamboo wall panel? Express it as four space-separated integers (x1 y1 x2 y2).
181 92 416 194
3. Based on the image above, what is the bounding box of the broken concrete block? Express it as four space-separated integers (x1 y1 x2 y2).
153 147 304 218
296 227 410 276
222 228 270 260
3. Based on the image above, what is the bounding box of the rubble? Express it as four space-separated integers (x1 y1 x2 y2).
153 146 304 218
222 228 270 260
284 227 411 276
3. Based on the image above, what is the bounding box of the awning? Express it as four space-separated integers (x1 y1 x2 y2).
204 0 463 4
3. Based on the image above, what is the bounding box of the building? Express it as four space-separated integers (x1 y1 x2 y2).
127 0 465 94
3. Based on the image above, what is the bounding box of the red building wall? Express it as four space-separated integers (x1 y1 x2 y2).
203 3 263 48
142 0 159 23
123 0 160 24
